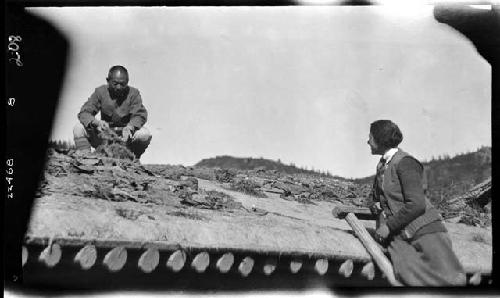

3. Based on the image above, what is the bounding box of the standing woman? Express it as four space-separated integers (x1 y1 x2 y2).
367 120 466 286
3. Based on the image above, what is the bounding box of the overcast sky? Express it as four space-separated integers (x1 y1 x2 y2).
29 6 491 178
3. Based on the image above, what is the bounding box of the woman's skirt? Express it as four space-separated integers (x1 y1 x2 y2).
388 232 466 286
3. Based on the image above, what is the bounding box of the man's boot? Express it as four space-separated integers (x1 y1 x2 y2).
74 136 91 154
73 123 93 154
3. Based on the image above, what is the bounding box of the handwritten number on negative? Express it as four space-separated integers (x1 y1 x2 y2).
8 35 23 67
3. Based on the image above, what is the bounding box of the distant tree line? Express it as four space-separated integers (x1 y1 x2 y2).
353 146 491 184
48 139 75 150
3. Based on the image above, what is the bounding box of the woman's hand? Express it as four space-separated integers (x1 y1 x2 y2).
375 224 390 243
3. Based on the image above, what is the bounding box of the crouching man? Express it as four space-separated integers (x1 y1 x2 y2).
73 65 152 159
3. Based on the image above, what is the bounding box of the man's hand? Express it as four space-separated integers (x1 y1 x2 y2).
375 224 390 244
122 125 134 142
91 119 109 132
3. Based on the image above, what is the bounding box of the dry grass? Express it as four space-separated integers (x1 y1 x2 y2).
230 179 267 198
471 233 489 245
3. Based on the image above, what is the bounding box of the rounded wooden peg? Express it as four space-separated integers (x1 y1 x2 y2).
22 246 28 267
167 250 186 272
469 272 482 286
339 259 354 278
238 256 254 277
191 252 210 273
290 259 302 274
74 244 97 270
216 253 234 273
138 248 160 273
314 258 329 276
361 262 375 280
39 243 62 267
263 257 278 276
103 246 127 272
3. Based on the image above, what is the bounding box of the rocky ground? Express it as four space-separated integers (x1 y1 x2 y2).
38 127 491 228
25 141 492 277
39 145 490 229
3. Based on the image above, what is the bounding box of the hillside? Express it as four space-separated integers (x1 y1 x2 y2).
195 147 491 226
196 147 491 190
423 146 491 198
353 146 491 195
196 155 335 178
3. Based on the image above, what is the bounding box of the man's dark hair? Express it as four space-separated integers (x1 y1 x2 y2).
108 65 128 78
370 120 403 149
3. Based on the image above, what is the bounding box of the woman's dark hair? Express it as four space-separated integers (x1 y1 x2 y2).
370 120 403 149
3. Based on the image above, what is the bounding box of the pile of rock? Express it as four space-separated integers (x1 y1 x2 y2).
41 149 161 204
185 166 372 206
41 147 249 216
180 190 243 210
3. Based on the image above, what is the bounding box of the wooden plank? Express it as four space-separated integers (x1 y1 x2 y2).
22 246 28 267
338 259 354 278
361 262 375 280
344 213 402 286
103 246 127 272
74 244 97 270
314 258 329 275
238 256 254 277
332 206 375 220
191 252 210 273
216 253 234 273
262 257 277 276
138 248 159 273
39 243 61 267
290 259 302 274
23 236 368 262
166 250 186 272
25 237 181 251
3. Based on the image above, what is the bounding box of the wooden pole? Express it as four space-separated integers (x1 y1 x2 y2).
216 253 234 273
361 262 375 280
74 244 97 270
469 272 482 285
332 206 375 220
166 250 186 272
103 246 127 272
344 213 402 286
262 257 277 276
191 252 210 273
238 256 254 277
22 246 28 267
138 248 160 273
314 258 329 275
338 259 354 278
290 259 302 274
39 243 62 267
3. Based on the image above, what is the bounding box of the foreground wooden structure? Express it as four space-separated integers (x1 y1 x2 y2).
24 236 372 276
22 231 490 286
24 156 492 287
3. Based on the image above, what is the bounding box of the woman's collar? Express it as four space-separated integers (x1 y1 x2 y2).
382 148 399 164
